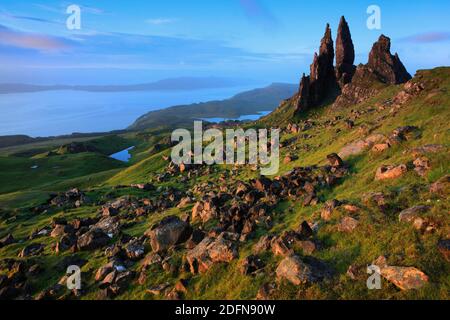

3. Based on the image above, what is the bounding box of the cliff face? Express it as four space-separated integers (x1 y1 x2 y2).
294 17 411 115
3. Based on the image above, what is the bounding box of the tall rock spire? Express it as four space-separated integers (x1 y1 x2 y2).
335 16 355 85
368 35 412 84
295 23 338 113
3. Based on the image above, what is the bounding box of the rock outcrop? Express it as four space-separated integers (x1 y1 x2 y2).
295 24 338 113
291 17 412 113
335 16 355 85
368 35 412 84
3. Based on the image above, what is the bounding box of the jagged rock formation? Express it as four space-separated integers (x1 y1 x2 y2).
295 24 338 113
294 17 411 114
368 35 412 84
335 16 355 86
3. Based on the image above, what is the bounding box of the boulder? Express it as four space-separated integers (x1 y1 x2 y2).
186 232 238 274
326 153 344 167
240 255 265 275
321 199 341 221
338 217 359 233
429 175 450 197
437 240 450 262
380 266 428 290
0 234 15 248
413 157 431 177
191 200 218 223
50 224 74 238
253 235 274 254
145 216 192 253
276 255 314 285
409 144 446 158
92 217 121 237
125 241 145 261
338 134 386 159
77 229 110 251
398 206 431 223
18 243 44 257
373 256 428 290
371 143 390 153
375 164 407 181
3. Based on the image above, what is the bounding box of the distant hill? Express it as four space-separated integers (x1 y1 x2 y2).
0 77 252 94
129 83 297 130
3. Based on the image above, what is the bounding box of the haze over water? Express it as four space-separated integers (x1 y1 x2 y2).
0 86 257 137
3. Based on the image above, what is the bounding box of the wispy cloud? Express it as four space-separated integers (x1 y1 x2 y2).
0 24 71 52
400 31 450 43
146 18 178 25
0 10 61 24
238 0 280 31
34 3 106 15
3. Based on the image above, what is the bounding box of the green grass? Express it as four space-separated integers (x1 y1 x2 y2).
0 67 449 300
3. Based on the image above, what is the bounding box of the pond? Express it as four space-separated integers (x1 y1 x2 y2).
200 111 271 123
109 146 135 162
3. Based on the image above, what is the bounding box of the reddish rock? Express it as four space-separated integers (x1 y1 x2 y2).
338 216 359 233
375 164 407 181
335 16 355 85
429 175 450 197
276 255 314 285
145 216 192 253
368 35 412 84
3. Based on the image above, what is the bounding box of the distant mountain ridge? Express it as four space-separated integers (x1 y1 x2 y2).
129 82 297 130
0 77 253 94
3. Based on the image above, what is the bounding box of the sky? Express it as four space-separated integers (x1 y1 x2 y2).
0 0 449 85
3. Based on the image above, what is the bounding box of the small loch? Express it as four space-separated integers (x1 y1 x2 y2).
110 146 135 162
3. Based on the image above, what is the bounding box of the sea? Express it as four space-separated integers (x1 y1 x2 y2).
0 86 262 137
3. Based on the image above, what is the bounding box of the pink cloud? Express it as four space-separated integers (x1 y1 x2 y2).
0 25 70 52
401 32 450 43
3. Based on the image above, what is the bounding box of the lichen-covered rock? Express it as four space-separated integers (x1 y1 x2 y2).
375 164 407 181
276 255 314 285
145 216 192 253
186 232 238 274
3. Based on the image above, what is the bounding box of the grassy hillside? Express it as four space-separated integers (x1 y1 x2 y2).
0 67 448 301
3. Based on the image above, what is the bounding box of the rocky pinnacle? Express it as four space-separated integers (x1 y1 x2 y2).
368 35 412 84
335 16 355 85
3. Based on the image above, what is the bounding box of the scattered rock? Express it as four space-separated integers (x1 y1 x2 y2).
240 255 265 275
145 216 192 253
186 232 238 274
77 229 110 251
146 283 170 296
18 243 45 257
429 175 450 197
398 206 431 223
413 157 431 177
276 255 314 285
375 164 407 181
338 217 359 233
0 234 16 248
437 240 450 262
327 153 344 167
371 143 390 153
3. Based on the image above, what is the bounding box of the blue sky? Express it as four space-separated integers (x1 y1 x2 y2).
0 0 449 85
